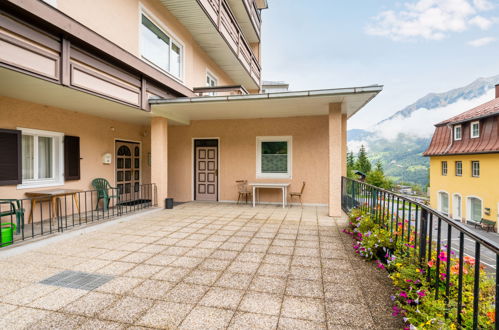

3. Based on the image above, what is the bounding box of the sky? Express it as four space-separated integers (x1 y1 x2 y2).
260 0 499 129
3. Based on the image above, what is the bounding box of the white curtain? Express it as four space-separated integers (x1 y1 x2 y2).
38 136 52 179
22 135 34 180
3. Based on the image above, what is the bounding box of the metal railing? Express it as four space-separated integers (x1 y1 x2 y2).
0 183 157 247
341 177 498 329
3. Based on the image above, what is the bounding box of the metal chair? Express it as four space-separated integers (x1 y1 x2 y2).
289 181 306 207
91 178 120 212
236 180 252 204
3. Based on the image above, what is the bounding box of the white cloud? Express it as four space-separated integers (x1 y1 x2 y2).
366 0 495 41
468 36 496 46
367 89 495 140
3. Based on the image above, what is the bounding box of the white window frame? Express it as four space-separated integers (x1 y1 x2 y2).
454 125 462 141
441 161 447 176
471 161 480 177
438 190 449 216
139 9 184 81
470 121 480 138
452 193 462 221
455 161 462 176
256 136 292 179
17 127 64 189
466 196 483 222
206 71 218 96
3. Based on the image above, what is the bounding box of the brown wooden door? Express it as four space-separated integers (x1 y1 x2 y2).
195 140 218 201
116 141 140 202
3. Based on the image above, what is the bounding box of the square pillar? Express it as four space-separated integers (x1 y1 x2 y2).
341 114 347 177
328 103 344 217
151 117 168 206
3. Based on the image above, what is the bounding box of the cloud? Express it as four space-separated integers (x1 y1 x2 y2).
367 88 495 140
366 0 495 41
468 36 496 46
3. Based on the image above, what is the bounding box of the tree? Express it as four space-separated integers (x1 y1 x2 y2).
374 160 383 173
366 168 393 190
347 151 355 169
355 145 371 174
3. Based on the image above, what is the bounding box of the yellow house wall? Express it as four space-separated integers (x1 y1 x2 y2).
429 154 499 228
56 0 237 90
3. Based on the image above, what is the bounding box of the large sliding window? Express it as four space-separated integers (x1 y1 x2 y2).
140 14 182 79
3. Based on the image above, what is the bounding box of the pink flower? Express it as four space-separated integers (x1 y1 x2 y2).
438 251 447 262
417 290 426 297
399 291 408 298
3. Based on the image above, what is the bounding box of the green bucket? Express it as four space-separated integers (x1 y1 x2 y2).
0 223 16 247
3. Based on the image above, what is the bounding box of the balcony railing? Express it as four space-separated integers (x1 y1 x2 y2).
193 85 249 96
199 0 261 85
341 177 498 329
244 0 261 36
0 183 157 247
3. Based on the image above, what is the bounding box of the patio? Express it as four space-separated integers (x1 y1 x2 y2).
0 202 401 329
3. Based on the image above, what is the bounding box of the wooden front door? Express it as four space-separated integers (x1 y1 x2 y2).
195 139 218 201
116 141 140 202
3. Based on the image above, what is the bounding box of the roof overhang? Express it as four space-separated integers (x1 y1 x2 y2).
150 85 383 125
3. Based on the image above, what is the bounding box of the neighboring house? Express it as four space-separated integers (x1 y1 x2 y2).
424 84 499 230
0 0 381 217
261 81 289 93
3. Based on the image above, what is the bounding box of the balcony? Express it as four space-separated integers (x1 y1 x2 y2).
226 0 262 42
159 0 261 90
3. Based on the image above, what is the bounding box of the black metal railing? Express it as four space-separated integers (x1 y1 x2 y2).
341 176 498 329
0 183 157 247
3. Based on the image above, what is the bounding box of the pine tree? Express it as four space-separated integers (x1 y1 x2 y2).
347 151 355 169
355 145 371 174
374 160 383 173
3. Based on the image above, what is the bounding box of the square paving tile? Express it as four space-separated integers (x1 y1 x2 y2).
130 279 173 299
286 279 323 298
136 301 193 328
325 301 375 328
183 269 221 286
199 287 244 310
239 292 282 316
215 272 253 290
229 312 278 329
180 306 234 330
28 287 87 310
249 275 286 295
164 283 209 304
62 291 118 316
98 296 154 323
281 296 325 322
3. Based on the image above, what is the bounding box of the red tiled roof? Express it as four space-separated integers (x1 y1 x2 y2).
437 97 499 126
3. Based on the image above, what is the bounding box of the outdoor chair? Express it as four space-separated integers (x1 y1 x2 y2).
91 178 120 212
236 180 252 204
0 199 24 234
289 181 306 207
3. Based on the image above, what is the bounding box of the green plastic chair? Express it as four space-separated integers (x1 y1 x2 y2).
91 178 120 212
0 199 24 234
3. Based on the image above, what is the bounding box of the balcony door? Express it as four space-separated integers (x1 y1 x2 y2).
116 141 140 202
194 139 218 201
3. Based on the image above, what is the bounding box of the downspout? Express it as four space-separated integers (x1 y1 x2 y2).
443 124 454 154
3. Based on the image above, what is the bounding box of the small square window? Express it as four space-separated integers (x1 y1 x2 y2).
454 125 462 140
256 136 292 179
470 121 480 138
455 161 462 176
441 161 447 176
471 161 480 177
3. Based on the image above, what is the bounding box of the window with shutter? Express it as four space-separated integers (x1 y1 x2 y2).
0 129 21 186
64 136 80 180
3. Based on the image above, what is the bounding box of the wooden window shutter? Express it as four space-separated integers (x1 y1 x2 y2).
64 135 80 180
0 129 21 186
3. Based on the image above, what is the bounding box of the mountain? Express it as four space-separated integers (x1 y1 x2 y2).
348 75 499 187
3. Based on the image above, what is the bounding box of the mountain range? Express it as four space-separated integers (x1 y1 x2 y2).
348 75 499 187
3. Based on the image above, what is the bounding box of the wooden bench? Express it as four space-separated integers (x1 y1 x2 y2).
468 218 496 232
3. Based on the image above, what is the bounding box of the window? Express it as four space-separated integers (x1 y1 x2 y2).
42 0 57 7
438 191 449 216
206 72 217 96
467 197 482 222
256 136 292 179
454 125 462 140
140 14 182 79
19 128 63 188
441 161 447 176
471 161 480 177
455 161 462 176
453 194 462 220
470 121 480 138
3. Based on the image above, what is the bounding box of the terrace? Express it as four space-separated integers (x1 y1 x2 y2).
0 202 401 329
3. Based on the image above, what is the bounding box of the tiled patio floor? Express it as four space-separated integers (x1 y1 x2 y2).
0 202 402 329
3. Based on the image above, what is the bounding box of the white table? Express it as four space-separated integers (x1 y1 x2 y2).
248 183 290 208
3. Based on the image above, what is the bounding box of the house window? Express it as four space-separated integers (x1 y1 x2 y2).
471 161 480 177
438 191 449 216
454 125 462 140
206 72 217 96
256 136 292 179
19 128 63 188
140 14 182 79
453 194 462 220
467 197 482 222
441 161 447 176
455 161 462 176
470 121 480 138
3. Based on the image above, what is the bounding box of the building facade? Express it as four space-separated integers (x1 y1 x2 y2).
424 85 499 230
0 0 381 219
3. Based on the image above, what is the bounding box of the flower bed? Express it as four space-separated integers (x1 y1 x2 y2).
343 208 496 329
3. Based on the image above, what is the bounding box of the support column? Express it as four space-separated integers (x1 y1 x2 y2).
151 117 168 207
328 103 344 217
341 113 347 177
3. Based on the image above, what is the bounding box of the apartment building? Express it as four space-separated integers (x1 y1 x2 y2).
0 0 381 218
424 84 499 231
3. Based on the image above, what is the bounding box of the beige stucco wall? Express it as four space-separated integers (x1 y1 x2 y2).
57 0 236 90
167 116 330 204
0 96 151 200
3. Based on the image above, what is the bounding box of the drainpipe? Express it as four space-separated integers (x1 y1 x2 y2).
443 124 454 154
